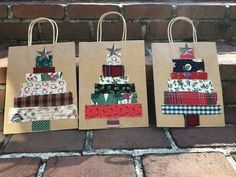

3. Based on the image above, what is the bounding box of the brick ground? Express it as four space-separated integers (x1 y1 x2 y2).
170 125 236 148
43 156 135 177
3 130 86 153
142 153 236 177
0 158 41 177
93 127 170 149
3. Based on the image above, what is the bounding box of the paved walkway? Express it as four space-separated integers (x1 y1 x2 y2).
0 42 235 177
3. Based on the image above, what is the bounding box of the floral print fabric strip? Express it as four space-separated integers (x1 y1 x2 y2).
167 79 214 93
171 72 208 80
9 104 78 123
20 79 67 96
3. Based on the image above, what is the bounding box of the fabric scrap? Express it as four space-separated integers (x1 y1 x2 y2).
9 104 78 123
33 67 55 73
107 119 120 128
99 76 129 84
164 91 217 105
26 72 62 82
184 115 200 127
32 120 50 132
85 104 142 118
20 79 67 96
172 59 205 72
95 83 136 94
102 65 125 77
168 79 214 93
161 104 221 115
14 92 73 107
91 92 138 105
171 72 208 80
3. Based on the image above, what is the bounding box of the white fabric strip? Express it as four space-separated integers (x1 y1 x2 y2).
9 104 78 123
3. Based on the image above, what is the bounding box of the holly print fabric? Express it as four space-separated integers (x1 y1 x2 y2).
26 72 62 82
167 79 214 93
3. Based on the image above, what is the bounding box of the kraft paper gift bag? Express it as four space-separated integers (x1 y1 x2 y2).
152 17 225 127
4 17 78 134
79 12 148 130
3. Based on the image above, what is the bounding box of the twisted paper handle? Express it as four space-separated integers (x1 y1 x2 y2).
167 16 197 43
28 17 58 46
97 11 127 42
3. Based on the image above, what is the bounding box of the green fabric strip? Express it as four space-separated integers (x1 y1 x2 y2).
32 120 50 132
91 93 138 105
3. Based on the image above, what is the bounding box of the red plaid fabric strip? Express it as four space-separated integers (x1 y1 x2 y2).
171 72 208 80
102 65 124 77
164 91 217 105
14 92 73 107
184 115 200 126
33 67 55 73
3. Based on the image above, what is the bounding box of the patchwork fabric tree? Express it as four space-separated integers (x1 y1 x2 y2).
9 47 78 131
161 44 221 126
85 44 142 127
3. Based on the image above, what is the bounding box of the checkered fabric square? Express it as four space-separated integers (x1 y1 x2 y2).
161 104 221 115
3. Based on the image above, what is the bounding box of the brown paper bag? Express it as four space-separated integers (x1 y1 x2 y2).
79 12 148 129
4 17 78 134
152 17 225 127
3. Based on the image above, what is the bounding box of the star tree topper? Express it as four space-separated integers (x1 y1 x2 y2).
106 44 122 65
179 43 195 59
37 47 52 61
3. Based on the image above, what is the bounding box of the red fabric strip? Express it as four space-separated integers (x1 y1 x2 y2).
102 65 124 77
33 67 55 73
184 115 200 127
14 92 73 107
85 104 142 119
171 72 208 80
164 91 217 105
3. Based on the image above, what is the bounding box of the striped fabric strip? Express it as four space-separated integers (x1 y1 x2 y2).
102 65 125 77
14 92 73 107
164 91 217 105
33 67 55 73
171 72 208 80
161 104 221 115
107 119 120 128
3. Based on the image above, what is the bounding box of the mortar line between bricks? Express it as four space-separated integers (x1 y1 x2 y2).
1 146 235 160
133 156 144 177
83 131 94 152
226 156 236 172
36 162 46 177
163 128 179 150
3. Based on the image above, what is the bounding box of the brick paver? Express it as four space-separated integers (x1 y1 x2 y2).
170 125 236 148
93 127 170 149
143 153 236 177
3 130 85 153
0 158 41 177
43 155 135 177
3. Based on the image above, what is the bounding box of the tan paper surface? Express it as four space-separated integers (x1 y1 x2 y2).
79 40 149 130
152 42 225 127
4 42 78 134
